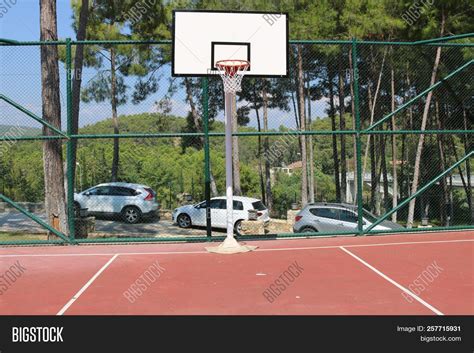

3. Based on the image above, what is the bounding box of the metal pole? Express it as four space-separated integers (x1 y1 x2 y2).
225 92 234 240
66 38 75 242
352 38 364 236
0 94 69 138
201 78 212 239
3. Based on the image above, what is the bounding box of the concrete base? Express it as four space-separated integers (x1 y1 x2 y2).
205 236 258 254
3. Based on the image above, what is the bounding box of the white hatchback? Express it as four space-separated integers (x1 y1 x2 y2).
74 182 159 224
172 196 270 234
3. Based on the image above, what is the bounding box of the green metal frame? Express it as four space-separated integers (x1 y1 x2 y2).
0 33 472 245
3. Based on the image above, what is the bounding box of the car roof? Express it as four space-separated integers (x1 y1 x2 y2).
94 182 150 189
305 202 357 210
212 196 262 203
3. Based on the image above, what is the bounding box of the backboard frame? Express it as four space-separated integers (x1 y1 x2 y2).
172 9 289 78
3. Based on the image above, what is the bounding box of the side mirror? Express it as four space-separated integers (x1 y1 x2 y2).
84 192 90 197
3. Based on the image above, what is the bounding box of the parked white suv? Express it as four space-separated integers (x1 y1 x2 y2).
74 182 159 224
172 196 270 234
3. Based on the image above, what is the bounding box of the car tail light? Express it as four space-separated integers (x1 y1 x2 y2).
144 191 154 201
257 212 263 217
295 215 302 222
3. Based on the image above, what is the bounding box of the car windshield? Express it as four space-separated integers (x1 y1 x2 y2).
252 201 267 211
362 209 378 223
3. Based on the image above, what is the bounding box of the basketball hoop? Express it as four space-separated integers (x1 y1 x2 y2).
204 58 257 254
215 59 250 93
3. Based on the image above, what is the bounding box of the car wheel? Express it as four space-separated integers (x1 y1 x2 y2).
121 206 142 224
300 226 317 234
234 220 243 236
177 214 192 228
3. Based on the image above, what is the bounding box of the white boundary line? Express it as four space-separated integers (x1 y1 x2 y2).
339 246 444 315
56 254 119 316
0 238 472 258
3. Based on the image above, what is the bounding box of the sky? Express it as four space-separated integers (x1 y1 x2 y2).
0 0 329 132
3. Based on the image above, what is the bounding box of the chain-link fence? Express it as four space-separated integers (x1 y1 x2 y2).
0 36 472 245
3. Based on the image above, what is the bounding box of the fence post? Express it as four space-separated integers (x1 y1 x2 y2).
202 77 212 239
66 38 75 243
352 38 364 236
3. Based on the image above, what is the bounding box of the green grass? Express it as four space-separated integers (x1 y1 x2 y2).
0 232 47 242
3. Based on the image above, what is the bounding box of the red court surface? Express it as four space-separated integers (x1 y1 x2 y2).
0 231 472 315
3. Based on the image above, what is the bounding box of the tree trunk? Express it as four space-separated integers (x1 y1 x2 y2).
231 95 242 195
253 81 268 205
328 68 341 202
40 0 68 235
362 47 387 179
337 61 347 202
110 47 120 182
462 106 473 223
306 73 315 203
183 78 218 196
407 13 445 228
435 99 449 225
291 90 300 129
70 0 89 191
262 82 273 211
297 45 308 206
400 134 407 199
390 61 398 221
348 48 358 204
366 84 378 213
381 135 390 212
399 63 412 200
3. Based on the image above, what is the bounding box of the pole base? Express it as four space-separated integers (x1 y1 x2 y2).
205 236 257 254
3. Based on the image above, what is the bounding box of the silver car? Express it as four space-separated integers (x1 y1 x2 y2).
74 182 159 224
293 203 403 234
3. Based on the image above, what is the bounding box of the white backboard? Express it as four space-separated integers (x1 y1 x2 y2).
172 10 288 77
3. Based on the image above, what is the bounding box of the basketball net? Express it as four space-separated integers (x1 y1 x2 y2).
215 60 250 93
205 59 257 254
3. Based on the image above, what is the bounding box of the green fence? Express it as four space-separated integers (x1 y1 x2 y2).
0 34 472 245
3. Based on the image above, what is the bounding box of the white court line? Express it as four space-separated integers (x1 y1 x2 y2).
257 238 474 253
339 246 444 315
0 238 472 258
56 254 119 316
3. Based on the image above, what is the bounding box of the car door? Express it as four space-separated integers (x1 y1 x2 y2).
338 209 359 231
190 201 207 226
109 186 137 213
233 200 246 222
83 186 114 213
210 199 227 228
309 207 345 232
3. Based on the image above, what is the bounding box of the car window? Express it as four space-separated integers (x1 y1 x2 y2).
252 201 267 211
109 186 137 196
233 201 244 210
88 186 110 196
339 210 358 223
310 207 340 221
209 199 226 209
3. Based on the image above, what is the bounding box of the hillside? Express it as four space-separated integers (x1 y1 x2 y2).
0 125 41 136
